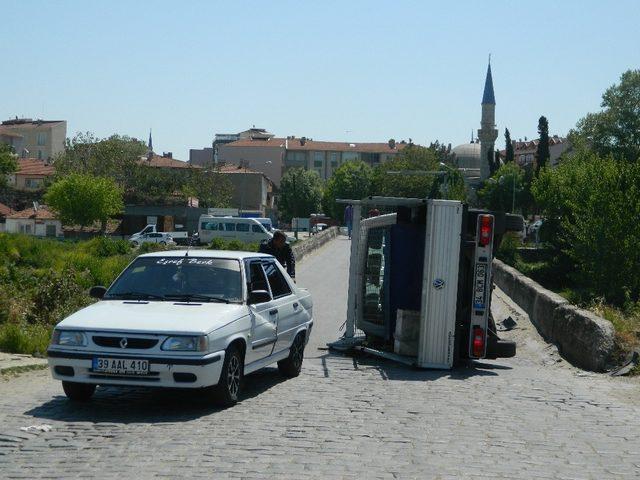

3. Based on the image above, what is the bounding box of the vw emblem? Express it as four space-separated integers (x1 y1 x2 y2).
433 278 445 290
119 337 128 349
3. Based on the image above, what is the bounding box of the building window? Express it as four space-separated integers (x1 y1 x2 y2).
38 150 43 160
25 178 43 189
285 151 307 169
37 132 47 146
314 160 323 168
342 152 358 164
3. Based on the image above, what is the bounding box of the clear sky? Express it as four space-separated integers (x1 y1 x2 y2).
2 0 639 160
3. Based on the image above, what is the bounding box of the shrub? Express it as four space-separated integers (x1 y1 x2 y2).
533 152 640 305
209 238 228 250
82 236 131 257
496 232 520 266
226 239 245 251
138 242 167 254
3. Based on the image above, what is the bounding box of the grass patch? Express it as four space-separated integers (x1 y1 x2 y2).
0 233 138 355
0 322 52 356
0 363 48 377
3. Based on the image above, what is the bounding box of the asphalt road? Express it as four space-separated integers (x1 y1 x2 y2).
1 237 640 479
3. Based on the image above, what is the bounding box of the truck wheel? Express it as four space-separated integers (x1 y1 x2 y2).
278 332 305 378
62 381 96 401
505 214 524 232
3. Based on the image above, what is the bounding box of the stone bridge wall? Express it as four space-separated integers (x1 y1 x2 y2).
292 226 339 263
492 259 616 372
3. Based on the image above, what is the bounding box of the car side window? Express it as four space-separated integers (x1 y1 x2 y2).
225 223 236 232
248 261 270 294
252 224 263 233
262 261 292 298
236 223 250 232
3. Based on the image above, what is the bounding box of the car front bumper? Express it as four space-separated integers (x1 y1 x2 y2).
47 349 225 388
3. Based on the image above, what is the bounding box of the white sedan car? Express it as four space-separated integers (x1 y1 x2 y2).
129 232 176 247
47 250 313 406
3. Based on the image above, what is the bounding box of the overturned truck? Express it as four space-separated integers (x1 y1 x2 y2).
329 197 523 369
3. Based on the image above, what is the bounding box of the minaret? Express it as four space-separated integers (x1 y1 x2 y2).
478 59 497 180
147 129 153 161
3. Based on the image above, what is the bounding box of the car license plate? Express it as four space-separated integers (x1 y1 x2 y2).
92 357 149 375
473 263 487 309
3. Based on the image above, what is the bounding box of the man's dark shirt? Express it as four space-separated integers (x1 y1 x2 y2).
259 239 296 277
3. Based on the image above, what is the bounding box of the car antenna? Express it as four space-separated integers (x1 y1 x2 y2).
185 231 199 257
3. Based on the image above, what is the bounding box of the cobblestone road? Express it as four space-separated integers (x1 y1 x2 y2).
1 237 640 479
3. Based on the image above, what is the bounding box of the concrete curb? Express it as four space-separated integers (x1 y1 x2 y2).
291 226 339 263
492 259 616 372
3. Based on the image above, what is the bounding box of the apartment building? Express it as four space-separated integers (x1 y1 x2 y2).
0 118 67 160
216 130 406 185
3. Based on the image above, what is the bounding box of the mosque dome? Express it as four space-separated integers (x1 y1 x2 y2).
451 142 481 169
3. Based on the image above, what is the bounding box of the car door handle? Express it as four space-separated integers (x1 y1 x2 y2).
293 302 299 309
269 309 278 315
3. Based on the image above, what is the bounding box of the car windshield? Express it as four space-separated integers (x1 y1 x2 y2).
105 256 243 303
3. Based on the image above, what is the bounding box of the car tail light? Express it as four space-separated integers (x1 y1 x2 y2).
478 215 493 247
472 326 485 358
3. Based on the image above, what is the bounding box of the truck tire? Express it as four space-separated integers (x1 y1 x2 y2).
504 214 524 232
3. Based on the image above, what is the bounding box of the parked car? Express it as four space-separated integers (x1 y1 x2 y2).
47 250 313 406
131 224 189 245
198 216 273 244
129 232 176 247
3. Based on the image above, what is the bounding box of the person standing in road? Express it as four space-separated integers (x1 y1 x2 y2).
259 230 296 279
344 204 353 239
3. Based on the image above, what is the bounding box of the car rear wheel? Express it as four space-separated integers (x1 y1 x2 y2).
209 345 243 407
278 332 305 378
62 381 96 401
159 241 166 245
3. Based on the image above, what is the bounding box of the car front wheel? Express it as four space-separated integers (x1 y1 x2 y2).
278 332 306 378
209 345 243 407
62 381 96 401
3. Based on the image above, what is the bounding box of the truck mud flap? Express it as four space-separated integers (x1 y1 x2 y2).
485 336 516 359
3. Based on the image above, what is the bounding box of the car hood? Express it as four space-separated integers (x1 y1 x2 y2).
57 300 249 335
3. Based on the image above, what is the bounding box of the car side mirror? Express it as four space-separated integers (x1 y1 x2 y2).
89 286 107 299
248 290 271 305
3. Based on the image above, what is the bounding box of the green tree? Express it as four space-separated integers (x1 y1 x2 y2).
322 160 373 218
372 145 440 198
504 128 514 163
477 162 525 213
278 168 323 235
536 116 550 174
45 174 124 232
0 143 18 186
183 167 233 208
569 69 640 161
55 133 147 184
532 151 640 304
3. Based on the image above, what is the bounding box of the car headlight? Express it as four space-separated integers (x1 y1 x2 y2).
161 336 208 352
52 330 87 347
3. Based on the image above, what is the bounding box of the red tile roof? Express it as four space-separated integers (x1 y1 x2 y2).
224 136 405 154
0 202 14 217
140 154 202 169
285 139 406 153
223 137 287 149
7 205 57 220
16 158 55 176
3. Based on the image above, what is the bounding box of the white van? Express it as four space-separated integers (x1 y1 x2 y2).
254 217 274 232
198 216 273 244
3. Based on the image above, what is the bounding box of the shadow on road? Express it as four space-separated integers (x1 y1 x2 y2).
318 349 509 382
24 368 287 423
